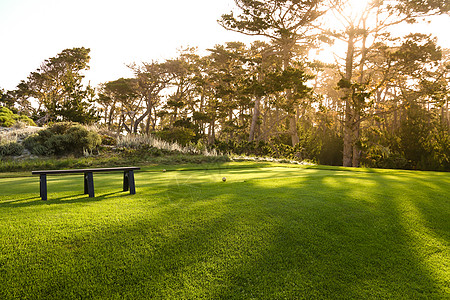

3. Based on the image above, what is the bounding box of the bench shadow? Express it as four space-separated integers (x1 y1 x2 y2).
0 190 132 208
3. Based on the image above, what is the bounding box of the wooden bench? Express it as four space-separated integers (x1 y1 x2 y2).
32 167 140 200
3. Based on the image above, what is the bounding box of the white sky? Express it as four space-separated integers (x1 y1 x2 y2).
0 0 257 90
0 0 449 91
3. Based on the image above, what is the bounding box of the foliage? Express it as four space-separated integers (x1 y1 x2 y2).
15 47 98 124
316 130 343 166
23 122 101 156
218 0 330 43
0 107 36 127
0 141 24 157
361 144 410 170
154 126 197 146
360 101 450 171
99 134 117 146
213 123 340 164
0 88 15 108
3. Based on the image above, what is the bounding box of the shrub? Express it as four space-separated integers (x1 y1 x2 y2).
317 132 343 166
0 115 15 127
360 144 410 170
154 127 196 146
0 107 36 127
0 141 24 157
23 122 101 156
47 122 73 134
66 125 102 154
13 115 36 126
100 134 117 146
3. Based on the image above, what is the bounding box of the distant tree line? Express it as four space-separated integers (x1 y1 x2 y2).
1 0 449 170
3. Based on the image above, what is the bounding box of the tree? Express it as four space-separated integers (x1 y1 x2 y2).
163 48 201 127
247 41 277 142
219 0 336 146
0 88 12 108
207 42 251 141
329 0 449 167
129 61 173 134
17 47 97 124
98 78 143 133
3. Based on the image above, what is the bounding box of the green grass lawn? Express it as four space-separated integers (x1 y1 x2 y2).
0 162 449 299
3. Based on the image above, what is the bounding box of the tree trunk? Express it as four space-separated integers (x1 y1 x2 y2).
133 110 149 134
352 27 368 168
289 113 299 146
107 104 116 131
123 122 131 134
343 111 353 167
446 100 450 126
249 96 261 141
280 44 300 146
145 97 152 134
352 116 360 167
145 112 151 134
208 119 215 145
343 28 355 167
116 114 125 136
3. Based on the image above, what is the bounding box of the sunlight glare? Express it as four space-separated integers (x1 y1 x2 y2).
346 0 372 21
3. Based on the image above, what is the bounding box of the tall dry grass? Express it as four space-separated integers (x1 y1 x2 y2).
117 134 219 156
0 125 43 144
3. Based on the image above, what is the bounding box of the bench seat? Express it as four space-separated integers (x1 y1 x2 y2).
32 167 140 200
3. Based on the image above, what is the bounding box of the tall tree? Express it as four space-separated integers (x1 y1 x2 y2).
247 41 279 142
163 48 201 127
17 47 97 124
207 42 251 141
0 88 14 109
219 0 336 145
98 78 143 133
129 61 172 134
330 0 449 167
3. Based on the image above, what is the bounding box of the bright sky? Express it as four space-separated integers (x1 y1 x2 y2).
0 0 256 91
0 0 449 91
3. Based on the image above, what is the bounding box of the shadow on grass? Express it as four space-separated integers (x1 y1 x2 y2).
1 167 449 299
0 191 133 208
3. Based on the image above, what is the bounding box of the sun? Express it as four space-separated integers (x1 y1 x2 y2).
343 0 374 22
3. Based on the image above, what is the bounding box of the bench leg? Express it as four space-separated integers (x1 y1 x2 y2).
128 170 136 195
123 171 129 192
40 174 47 201
84 172 95 198
84 173 89 194
123 170 136 194
123 170 136 195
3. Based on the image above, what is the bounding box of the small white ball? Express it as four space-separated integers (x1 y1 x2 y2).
222 177 226 182
162 169 166 172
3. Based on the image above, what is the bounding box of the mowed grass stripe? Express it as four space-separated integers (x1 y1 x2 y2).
0 163 449 299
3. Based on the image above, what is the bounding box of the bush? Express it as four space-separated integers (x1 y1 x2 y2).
213 135 321 162
0 141 24 157
23 122 101 156
0 107 36 127
317 132 343 166
154 127 196 146
66 125 102 153
360 144 410 170
100 134 117 146
0 115 15 127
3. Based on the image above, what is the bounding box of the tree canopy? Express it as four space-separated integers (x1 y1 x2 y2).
15 47 97 124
